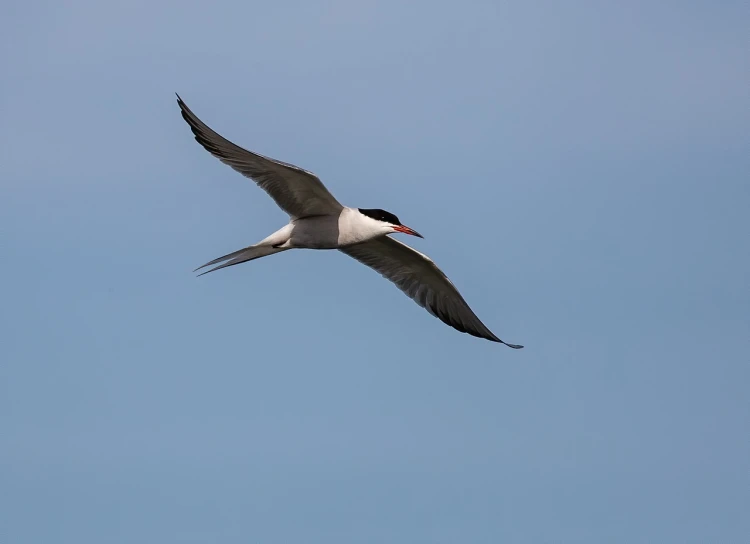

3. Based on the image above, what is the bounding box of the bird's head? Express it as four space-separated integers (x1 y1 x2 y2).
358 208 423 238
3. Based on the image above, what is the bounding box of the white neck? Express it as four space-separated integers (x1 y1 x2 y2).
336 207 392 246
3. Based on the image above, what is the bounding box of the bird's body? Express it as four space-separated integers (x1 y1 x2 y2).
284 208 393 249
177 95 523 348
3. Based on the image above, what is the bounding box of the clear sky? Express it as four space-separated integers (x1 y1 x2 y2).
2 1 748 542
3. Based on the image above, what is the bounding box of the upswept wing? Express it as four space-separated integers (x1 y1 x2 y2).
177 95 343 219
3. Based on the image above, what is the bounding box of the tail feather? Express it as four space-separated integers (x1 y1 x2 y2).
194 246 255 272
195 245 288 276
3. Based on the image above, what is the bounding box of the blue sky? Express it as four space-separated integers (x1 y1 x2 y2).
2 1 748 542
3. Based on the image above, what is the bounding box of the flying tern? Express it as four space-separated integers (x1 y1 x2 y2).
177 95 522 348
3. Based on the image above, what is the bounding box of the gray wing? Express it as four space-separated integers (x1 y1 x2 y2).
177 95 343 219
340 236 523 347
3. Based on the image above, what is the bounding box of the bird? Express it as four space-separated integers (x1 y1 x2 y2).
177 94 523 348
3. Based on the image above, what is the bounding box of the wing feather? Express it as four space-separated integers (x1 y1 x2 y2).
177 95 343 218
340 237 523 347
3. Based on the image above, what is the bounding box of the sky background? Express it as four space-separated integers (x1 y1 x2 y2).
1 1 748 542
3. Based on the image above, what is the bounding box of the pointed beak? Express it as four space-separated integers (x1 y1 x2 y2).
393 225 424 238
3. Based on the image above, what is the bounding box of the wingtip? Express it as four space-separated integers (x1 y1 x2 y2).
487 334 523 348
176 94 191 112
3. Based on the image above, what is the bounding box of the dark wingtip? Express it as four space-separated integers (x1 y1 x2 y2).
484 333 523 348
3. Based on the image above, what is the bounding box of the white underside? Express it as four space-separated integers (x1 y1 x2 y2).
260 207 391 250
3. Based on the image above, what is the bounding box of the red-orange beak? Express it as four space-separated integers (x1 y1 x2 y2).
393 225 424 238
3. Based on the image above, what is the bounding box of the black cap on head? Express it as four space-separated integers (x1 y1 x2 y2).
358 208 401 225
